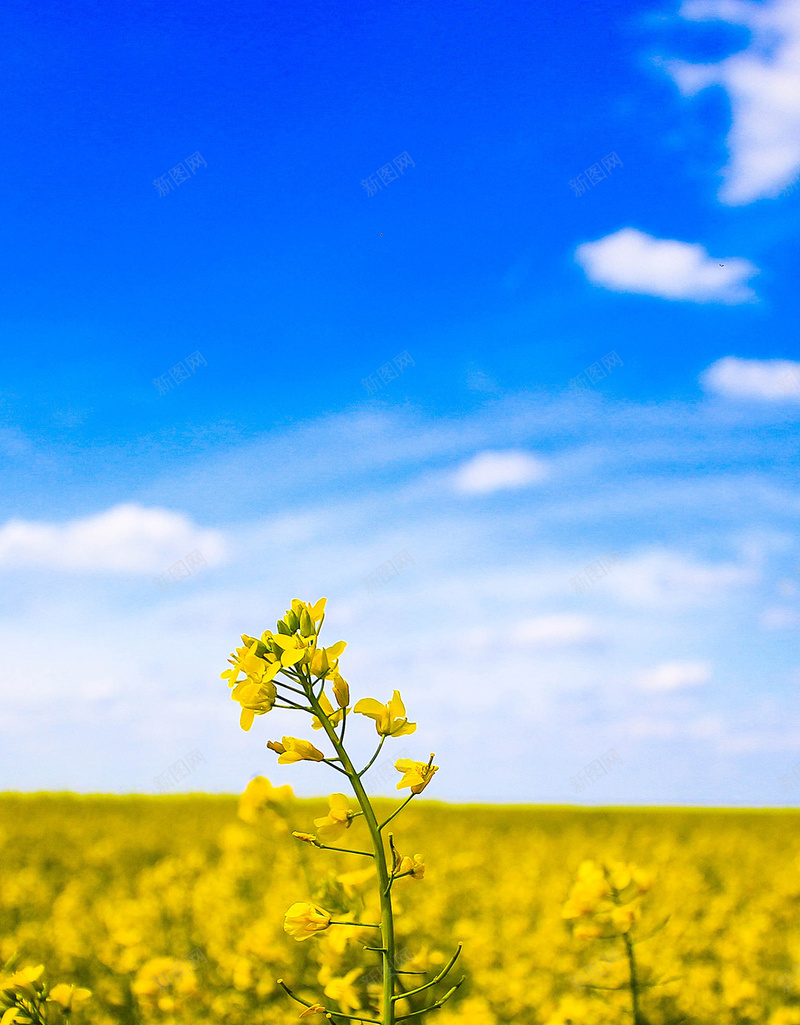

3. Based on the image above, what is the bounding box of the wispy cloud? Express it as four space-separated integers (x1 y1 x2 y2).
665 0 800 204
701 356 800 400
636 661 712 691
452 450 548 494
575 228 759 303
0 504 227 573
510 614 602 648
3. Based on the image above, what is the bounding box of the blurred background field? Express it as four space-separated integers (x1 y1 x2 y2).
1 794 799 1025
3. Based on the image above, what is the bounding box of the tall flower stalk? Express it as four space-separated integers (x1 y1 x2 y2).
562 859 656 1025
220 598 464 1025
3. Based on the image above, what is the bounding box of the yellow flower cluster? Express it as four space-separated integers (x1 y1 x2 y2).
221 598 347 732
0 958 90 1025
2 795 797 1025
562 859 653 939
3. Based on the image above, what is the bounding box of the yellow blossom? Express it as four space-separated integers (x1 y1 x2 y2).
336 865 377 897
310 642 347 679
270 633 312 668
269 737 325 764
6 964 44 986
354 691 416 737
48 983 92 1011
332 675 349 707
394 852 425 881
610 904 639 932
395 755 438 793
238 776 294 823
231 677 278 732
311 691 345 730
221 639 281 688
299 1004 328 1018
314 794 356 841
284 902 332 941
323 967 363 1013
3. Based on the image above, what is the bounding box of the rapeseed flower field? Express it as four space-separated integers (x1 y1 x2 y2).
1 794 798 1025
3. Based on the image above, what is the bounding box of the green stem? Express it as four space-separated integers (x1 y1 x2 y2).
307 683 397 1025
624 934 641 1025
359 735 387 777
379 794 415 832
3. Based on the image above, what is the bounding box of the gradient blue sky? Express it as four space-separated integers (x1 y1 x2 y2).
1 0 799 804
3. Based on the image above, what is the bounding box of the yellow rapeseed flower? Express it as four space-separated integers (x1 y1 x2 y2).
238 776 294 823
231 678 278 732
269 737 326 764
394 852 425 881
221 639 281 687
48 983 92 1011
395 755 438 793
354 691 416 737
284 902 332 941
323 967 363 1014
270 633 312 668
310 642 347 679
311 691 345 731
336 865 377 897
332 675 349 708
314 794 356 841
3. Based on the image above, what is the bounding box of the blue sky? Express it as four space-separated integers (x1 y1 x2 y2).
1 0 799 804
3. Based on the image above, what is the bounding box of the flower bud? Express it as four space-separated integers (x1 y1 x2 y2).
284 609 300 633
300 608 315 637
277 619 293 636
311 648 330 678
333 676 349 708
292 831 322 847
267 740 286 755
241 635 267 656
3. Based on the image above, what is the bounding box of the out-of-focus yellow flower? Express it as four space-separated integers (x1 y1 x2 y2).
395 755 438 793
311 691 345 731
238 776 294 823
355 691 416 737
394 852 425 881
269 737 325 764
563 859 652 945
48 983 92 1010
323 967 363 1013
314 794 356 841
284 902 332 941
299 1003 328 1018
336 865 377 897
562 861 611 919
4 964 44 987
610 905 639 932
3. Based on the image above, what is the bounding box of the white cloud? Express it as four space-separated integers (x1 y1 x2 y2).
636 661 712 691
760 606 800 628
510 614 602 648
0 503 227 574
453 450 548 494
575 228 758 303
700 356 800 399
606 550 754 609
666 0 800 204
